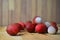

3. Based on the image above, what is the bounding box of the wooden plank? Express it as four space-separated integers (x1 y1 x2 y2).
47 0 52 21
51 0 56 22
41 0 47 22
2 0 9 26
0 0 2 26
0 0 60 25
31 0 36 19
8 0 15 24
8 0 14 10
14 0 21 22
37 0 42 17
21 0 27 22
26 0 32 21
56 0 60 24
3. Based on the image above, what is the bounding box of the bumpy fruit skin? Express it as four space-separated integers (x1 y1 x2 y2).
32 16 42 24
18 22 25 30
25 21 32 27
35 23 47 33
25 23 35 33
32 16 37 24
50 22 58 33
50 21 57 27
6 23 21 36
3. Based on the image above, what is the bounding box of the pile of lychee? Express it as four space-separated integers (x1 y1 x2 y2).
6 16 58 36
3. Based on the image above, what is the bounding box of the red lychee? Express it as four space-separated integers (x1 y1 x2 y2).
50 22 58 33
35 23 47 33
18 21 25 30
25 22 35 33
6 23 21 36
32 16 42 24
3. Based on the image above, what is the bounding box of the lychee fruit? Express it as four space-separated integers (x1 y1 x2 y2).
6 23 21 36
18 21 25 30
44 22 51 28
35 23 47 33
48 26 57 34
25 23 35 33
32 16 42 24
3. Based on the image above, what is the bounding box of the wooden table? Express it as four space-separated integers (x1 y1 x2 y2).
0 25 60 40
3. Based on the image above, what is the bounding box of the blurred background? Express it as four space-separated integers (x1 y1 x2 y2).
0 0 60 26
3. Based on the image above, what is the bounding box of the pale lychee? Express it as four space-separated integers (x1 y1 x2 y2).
48 26 57 34
32 16 42 24
45 22 51 28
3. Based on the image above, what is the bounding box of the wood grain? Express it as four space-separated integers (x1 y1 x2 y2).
8 0 15 24
0 0 2 26
2 0 9 26
47 0 52 21
14 0 21 22
21 0 27 22
31 0 36 19
37 0 42 17
56 0 60 24
0 25 60 40
41 0 47 22
0 0 60 26
26 0 32 21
